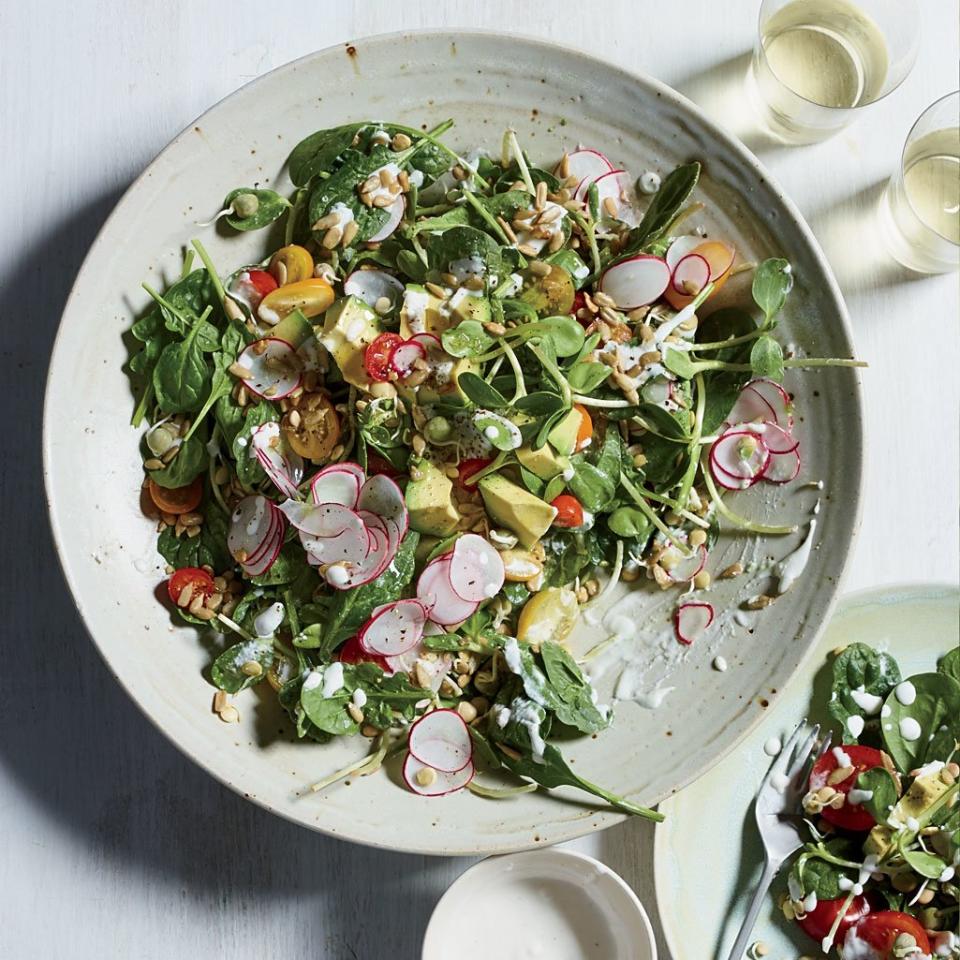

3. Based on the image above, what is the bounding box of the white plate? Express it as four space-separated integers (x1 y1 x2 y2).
43 30 862 854
654 583 960 958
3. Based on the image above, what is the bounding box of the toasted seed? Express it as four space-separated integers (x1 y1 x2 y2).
558 153 570 178
528 260 550 276
224 297 246 322
241 660 263 678
312 211 340 231
828 765 855 786
415 766 437 787
144 457 164 471
373 295 392 316
517 243 539 257
746 594 776 610
602 196 619 218
497 216 518 244
213 690 228 713
456 701 478 723
360 724 380 738
425 281 447 299
322 225 343 249
693 571 712 591
347 703 365 724
177 584 194 608
483 321 507 336
720 562 744 579
342 220 359 248
593 291 616 309
815 786 836 802
391 132 412 150
496 742 522 761
535 180 548 209
219 705 240 724
397 170 410 191
161 445 179 464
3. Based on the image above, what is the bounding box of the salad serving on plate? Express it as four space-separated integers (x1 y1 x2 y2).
125 117 863 814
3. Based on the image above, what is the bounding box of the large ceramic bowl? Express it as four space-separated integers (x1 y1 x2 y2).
43 31 863 854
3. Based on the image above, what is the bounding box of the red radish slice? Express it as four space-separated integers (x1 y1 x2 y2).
243 507 283 568
240 521 283 577
575 166 624 203
710 430 771 489
320 525 393 590
279 500 358 539
358 599 428 657
237 338 302 400
557 148 613 190
368 195 405 243
662 543 707 583
251 422 303 499
417 556 479 625
410 332 443 353
310 463 364 508
228 495 275 561
747 378 794 428
671 253 710 296
762 448 801 484
598 255 671 309
447 534 505 602
675 602 715 645
665 236 706 272
407 709 473 773
589 169 631 213
357 474 409 537
343 269 404 310
389 340 427 377
403 753 474 797
358 509 400 563
747 421 799 455
726 385 778 426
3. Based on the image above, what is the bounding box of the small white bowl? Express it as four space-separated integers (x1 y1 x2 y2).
422 848 657 960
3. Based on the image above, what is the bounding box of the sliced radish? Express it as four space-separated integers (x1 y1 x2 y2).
403 753 474 797
251 421 304 499
407 709 473 773
575 166 624 203
368 195 405 243
726 385 777 426
237 338 302 400
557 148 613 191
675 602 715 645
586 169 630 212
358 599 428 657
240 520 284 577
320 524 393 590
641 376 673 406
762 448 801 484
671 253 710 296
389 339 426 377
310 463 365 508
357 474 409 538
598 255 671 310
228 495 275 562
410 332 443 353
710 430 771 490
343 269 404 310
661 543 707 583
745 421 799 455
447 534 505 603
665 235 706 272
281 501 371 568
417 556 479 625
746 378 794 428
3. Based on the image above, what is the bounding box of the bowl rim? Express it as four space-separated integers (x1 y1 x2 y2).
42 26 864 855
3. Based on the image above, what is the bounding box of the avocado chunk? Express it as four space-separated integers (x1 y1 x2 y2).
449 288 491 325
269 308 314 348
406 459 460 537
548 408 584 456
318 296 381 388
478 475 557 548
518 263 575 316
516 443 571 480
864 769 955 857
399 285 445 339
414 357 480 404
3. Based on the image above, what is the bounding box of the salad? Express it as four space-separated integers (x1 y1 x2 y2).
778 644 960 959
126 118 861 814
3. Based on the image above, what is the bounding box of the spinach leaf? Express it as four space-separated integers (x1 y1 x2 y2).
250 542 311 587
608 505 653 540
279 673 331 743
567 429 621 513
828 643 901 744
185 321 248 440
222 188 291 232
156 496 231 571
882 672 960 771
211 638 274 694
701 372 748 436
233 403 279 487
148 432 208 489
938 647 960 684
539 641 610 734
752 258 793 325
792 848 856 900
426 225 503 277
750 335 785 382
855 766 899 823
152 315 212 414
288 122 366 186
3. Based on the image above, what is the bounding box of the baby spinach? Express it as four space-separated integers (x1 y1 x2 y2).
881 672 960 771
539 641 611 734
792 844 857 899
288 122 366 186
211 637 274 694
156 496 231 571
566 429 622 513
232 402 279 488
828 642 901 744
938 647 960 684
222 188 291 232
426 225 503 277
184 321 248 441
855 766 899 823
152 313 213 414
148 432 208 489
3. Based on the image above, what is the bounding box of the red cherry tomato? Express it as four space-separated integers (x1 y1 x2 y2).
570 290 588 326
365 453 402 480
246 269 278 298
167 567 215 607
551 494 584 528
338 635 391 673
364 333 404 382
809 744 887 831
797 895 871 948
457 457 493 489
846 912 931 957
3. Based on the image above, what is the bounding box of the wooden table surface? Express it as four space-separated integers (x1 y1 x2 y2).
2 1 956 957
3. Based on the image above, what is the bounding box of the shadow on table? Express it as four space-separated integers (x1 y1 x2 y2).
0 192 458 960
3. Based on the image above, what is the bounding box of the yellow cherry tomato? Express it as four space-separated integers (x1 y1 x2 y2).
516 587 580 646
258 278 334 325
282 393 341 461
269 244 314 285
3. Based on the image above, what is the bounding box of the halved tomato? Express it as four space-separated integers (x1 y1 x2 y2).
845 911 930 958
797 894 871 948
338 635 390 673
167 567 215 607
808 744 888 831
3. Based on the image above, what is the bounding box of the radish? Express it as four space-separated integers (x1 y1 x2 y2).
447 534 505 602
762 448 801 484
240 519 284 577
389 339 427 378
661 542 707 583
407 709 473 773
726 385 778 426
665 235 706 272
251 422 303 499
671 253 710 296
557 148 613 191
598 255 671 309
343 268 404 310
368 195 405 243
746 421 798 455
402 753 474 797
358 508 401 562
746 378 794 428
280 501 372 569
228 495 275 561
709 429 771 490
357 474 408 538
675 602 715 645
410 332 443 357
310 463 365 508
237 338 302 400
641 376 673 406
358 599 429 657
417 556 479 625
319 523 394 590
575 166 625 203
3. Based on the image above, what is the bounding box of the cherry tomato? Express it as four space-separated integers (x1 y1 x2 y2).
457 457 493 489
365 453 402 480
246 269 278 299
573 403 593 451
551 494 584 528
282 393 341 462
268 245 313 285
148 476 203 516
846 912 931 957
338 635 391 673
167 567 215 607
797 895 871 948
809 744 887 831
364 333 404 383
570 290 587 321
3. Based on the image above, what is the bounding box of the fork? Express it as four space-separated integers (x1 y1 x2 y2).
726 720 833 960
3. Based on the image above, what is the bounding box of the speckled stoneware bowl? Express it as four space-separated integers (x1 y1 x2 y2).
43 30 863 854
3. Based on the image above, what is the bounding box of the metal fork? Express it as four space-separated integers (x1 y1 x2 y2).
726 720 833 960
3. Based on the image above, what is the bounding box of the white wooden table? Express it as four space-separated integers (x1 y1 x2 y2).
2 1 956 956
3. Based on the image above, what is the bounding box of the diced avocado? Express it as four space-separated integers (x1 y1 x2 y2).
399 285 445 339
518 263 575 316
406 459 460 537
269 308 314 349
516 443 570 480
449 289 491 326
318 296 381 388
548 408 584 456
545 250 590 289
478 475 557 548
864 769 954 857
415 357 480 404
863 825 894 859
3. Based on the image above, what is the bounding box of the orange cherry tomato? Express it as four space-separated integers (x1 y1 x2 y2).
148 476 203 515
551 494 584 528
167 567 215 607
573 404 593 451
664 240 736 310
